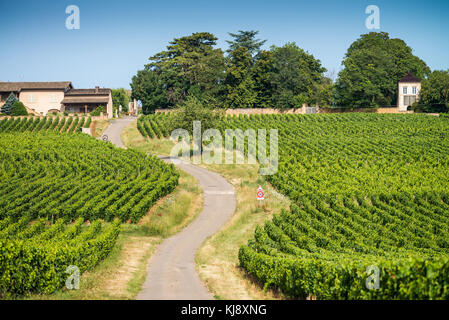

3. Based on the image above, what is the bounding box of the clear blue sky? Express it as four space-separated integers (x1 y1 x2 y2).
0 0 448 89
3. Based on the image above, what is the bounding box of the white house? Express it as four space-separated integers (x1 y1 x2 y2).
397 73 421 111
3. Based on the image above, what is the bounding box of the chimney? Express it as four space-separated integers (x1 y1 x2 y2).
95 86 99 94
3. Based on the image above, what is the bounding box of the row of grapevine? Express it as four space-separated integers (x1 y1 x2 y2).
0 132 179 223
0 218 121 296
137 114 172 139
0 116 92 134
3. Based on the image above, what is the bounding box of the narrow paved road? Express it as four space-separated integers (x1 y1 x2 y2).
101 116 136 148
102 117 236 300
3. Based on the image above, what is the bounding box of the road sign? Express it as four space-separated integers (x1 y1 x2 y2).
257 186 265 201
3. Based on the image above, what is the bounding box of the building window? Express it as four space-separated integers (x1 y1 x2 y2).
28 94 35 103
50 94 57 102
412 87 417 94
403 87 408 94
404 96 417 107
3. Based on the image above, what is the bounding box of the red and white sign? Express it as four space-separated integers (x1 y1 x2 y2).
257 186 265 201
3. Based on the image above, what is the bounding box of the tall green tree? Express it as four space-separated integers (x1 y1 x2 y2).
1 93 18 115
147 32 226 105
269 43 327 109
168 95 224 136
252 50 274 108
225 31 267 108
225 47 258 109
130 69 168 114
112 88 131 113
226 30 267 57
335 32 430 108
420 70 449 107
311 77 334 108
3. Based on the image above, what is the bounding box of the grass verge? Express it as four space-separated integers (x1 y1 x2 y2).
92 120 110 138
195 161 290 300
121 121 174 156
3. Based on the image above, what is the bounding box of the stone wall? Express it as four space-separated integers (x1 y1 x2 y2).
320 107 413 114
155 107 413 115
225 108 307 115
377 107 413 114
155 105 311 115
319 107 382 114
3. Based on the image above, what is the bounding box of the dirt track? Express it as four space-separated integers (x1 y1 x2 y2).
104 117 236 300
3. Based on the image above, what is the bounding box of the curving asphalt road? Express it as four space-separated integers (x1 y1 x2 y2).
102 117 236 300
101 116 137 148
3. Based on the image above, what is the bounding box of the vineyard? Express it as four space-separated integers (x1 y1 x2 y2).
139 112 449 299
0 115 92 134
0 128 179 296
0 217 120 295
137 114 172 139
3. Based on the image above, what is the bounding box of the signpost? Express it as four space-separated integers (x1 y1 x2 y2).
257 185 265 202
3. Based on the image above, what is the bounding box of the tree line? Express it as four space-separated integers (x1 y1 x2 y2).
130 31 449 114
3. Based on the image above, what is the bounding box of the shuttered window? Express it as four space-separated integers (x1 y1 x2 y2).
404 96 417 106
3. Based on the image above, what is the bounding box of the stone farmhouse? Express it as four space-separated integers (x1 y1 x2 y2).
0 81 113 118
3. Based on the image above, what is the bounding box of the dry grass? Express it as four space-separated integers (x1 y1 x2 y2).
138 170 203 236
195 160 291 300
102 235 158 297
121 121 175 156
92 120 110 138
25 229 161 300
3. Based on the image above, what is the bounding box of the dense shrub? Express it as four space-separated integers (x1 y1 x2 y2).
412 103 449 113
167 95 224 136
10 101 28 116
90 106 105 116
